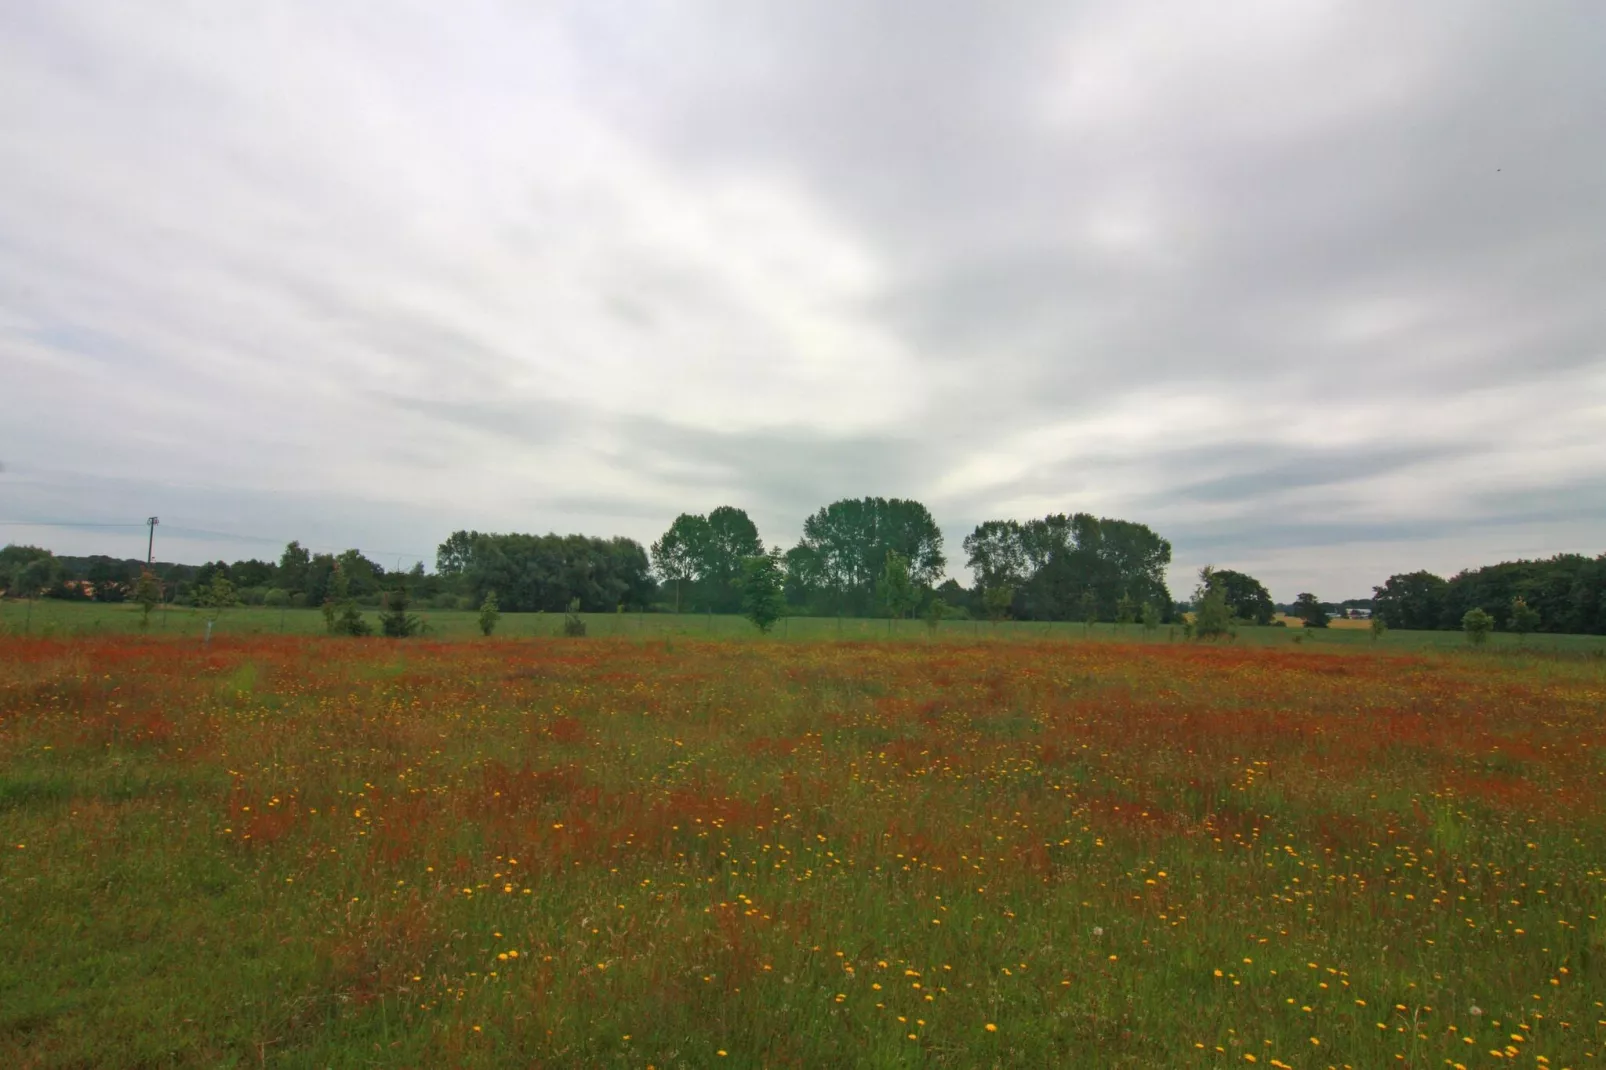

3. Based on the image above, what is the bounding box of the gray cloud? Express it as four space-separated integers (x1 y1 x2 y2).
1 1 1603 601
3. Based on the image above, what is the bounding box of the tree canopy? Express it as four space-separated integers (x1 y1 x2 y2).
960 512 1172 622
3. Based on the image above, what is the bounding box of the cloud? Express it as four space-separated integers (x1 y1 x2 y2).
1 1 1603 601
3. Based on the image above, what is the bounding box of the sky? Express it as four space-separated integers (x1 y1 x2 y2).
2 2 1603 602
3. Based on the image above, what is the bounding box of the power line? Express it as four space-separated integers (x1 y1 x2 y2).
0 519 435 567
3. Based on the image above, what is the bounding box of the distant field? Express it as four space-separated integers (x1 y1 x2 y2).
3 599 1604 654
2 633 1604 1066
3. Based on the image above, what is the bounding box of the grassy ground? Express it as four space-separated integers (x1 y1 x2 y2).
4 599 1604 653
2 633 1604 1067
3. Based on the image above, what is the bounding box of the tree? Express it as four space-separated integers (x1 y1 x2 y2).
198 574 238 613
651 514 711 613
478 591 501 637
1211 569 1275 625
380 584 422 638
1369 615 1388 642
1293 592 1329 629
739 552 787 634
876 550 917 620
1115 593 1136 629
1140 601 1160 635
133 569 163 629
1192 567 1232 640
963 520 1026 593
790 498 945 615
1372 571 1449 631
961 513 1172 622
703 507 764 611
1462 606 1493 646
1 545 59 599
981 583 1015 623
87 558 130 602
1509 596 1540 640
279 541 312 594
563 598 587 637
323 565 371 636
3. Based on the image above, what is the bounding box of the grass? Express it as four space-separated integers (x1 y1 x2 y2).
2 632 1605 1067
5 599 1606 654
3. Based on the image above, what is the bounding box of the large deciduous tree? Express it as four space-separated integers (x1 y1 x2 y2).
787 498 945 615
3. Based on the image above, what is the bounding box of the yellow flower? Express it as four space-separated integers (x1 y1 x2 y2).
985 1023 998 1033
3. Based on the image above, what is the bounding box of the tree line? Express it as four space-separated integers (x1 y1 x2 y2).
1371 554 1606 635
5 514 1604 635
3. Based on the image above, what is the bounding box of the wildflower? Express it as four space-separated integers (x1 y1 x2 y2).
985 1023 998 1033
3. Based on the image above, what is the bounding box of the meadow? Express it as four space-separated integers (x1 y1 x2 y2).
7 599 1606 654
2 631 1604 1068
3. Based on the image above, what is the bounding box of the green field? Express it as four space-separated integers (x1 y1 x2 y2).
3 599 1605 654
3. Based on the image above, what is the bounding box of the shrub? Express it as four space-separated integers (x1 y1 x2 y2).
478 591 501 637
563 598 587 637
1462 607 1493 646
263 588 290 608
380 587 422 638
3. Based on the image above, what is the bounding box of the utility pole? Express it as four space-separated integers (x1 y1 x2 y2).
146 517 160 565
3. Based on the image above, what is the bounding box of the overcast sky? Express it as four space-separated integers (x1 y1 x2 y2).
2 2 1603 600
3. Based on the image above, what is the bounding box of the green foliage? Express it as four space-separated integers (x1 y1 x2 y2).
1140 601 1160 633
1293 592 1329 629
1372 570 1449 630
477 590 501 637
739 552 787 634
563 598 587 637
331 603 373 637
924 595 952 632
380 586 423 638
981 583 1015 622
263 588 289 608
133 569 163 628
1192 567 1232 640
1462 606 1494 645
1115 593 1136 627
437 530 654 613
198 575 238 612
650 507 762 614
1 545 60 599
787 497 945 616
875 550 917 619
962 513 1172 622
322 565 371 636
1370 614 1388 641
278 541 311 593
1211 569 1275 625
1509 596 1540 638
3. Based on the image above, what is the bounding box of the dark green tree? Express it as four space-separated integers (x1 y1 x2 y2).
651 513 711 613
876 550 917 620
1212 569 1275 625
1371 571 1449 630
1293 592 1329 629
279 541 312 594
380 584 422 638
740 552 787 634
1508 596 1540 639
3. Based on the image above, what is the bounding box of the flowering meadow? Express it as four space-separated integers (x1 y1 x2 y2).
1 635 1603 1068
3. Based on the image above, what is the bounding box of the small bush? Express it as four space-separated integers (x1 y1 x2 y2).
563 598 587 637
263 588 290 608
1463 607 1494 646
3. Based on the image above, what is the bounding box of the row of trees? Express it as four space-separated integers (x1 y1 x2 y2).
435 531 654 612
1372 554 1606 635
